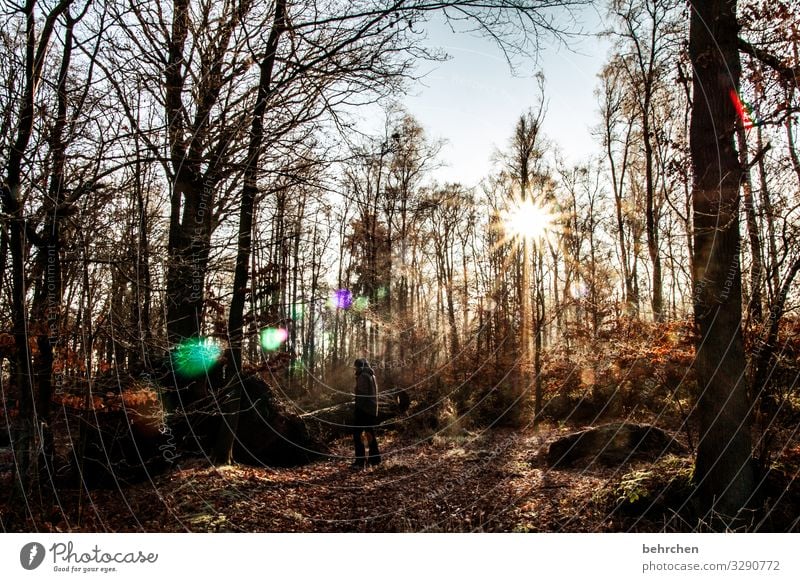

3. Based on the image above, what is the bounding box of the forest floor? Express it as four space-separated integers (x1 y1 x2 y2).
3 423 716 533
4 421 800 532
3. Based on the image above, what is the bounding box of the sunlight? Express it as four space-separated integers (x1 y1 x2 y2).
501 197 554 242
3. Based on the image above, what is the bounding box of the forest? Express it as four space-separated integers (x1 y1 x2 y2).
0 0 799 533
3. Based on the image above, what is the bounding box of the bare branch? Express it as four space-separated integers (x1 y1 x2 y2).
738 37 800 84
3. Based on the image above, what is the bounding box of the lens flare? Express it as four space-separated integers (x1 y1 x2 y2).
331 288 353 310
730 89 758 128
172 337 222 378
289 357 304 374
260 327 288 351
291 303 304 320
570 281 589 299
353 296 370 311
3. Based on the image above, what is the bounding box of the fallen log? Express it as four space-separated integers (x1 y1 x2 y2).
546 422 686 468
300 390 410 437
139 370 330 469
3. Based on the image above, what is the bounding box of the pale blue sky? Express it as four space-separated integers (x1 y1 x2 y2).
402 4 612 186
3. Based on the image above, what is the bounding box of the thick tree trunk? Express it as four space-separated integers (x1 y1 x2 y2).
31 10 78 497
163 0 240 350
163 0 205 349
689 0 754 525
7 200 33 505
165 176 213 346
3 0 74 508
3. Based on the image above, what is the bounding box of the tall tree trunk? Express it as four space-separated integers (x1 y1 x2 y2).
755 123 779 301
689 0 753 525
533 244 544 425
446 263 459 359
163 0 203 348
643 105 664 322
130 80 153 368
736 124 764 324
31 9 78 502
3 0 74 510
752 257 800 404
163 0 240 352
608 118 636 316
213 0 287 465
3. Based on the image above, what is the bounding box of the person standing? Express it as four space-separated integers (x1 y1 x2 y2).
352 358 381 468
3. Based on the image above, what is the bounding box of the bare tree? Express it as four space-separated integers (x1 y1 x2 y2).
608 0 683 321
597 59 639 315
1 0 85 507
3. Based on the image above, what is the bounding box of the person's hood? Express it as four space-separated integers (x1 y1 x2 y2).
354 358 374 375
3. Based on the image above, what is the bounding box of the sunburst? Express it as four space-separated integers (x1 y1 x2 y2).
499 197 556 243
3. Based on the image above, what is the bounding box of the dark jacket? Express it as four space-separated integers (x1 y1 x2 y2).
354 360 379 418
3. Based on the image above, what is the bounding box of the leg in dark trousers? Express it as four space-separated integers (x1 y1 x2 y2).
366 426 381 466
352 409 381 467
352 425 366 468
